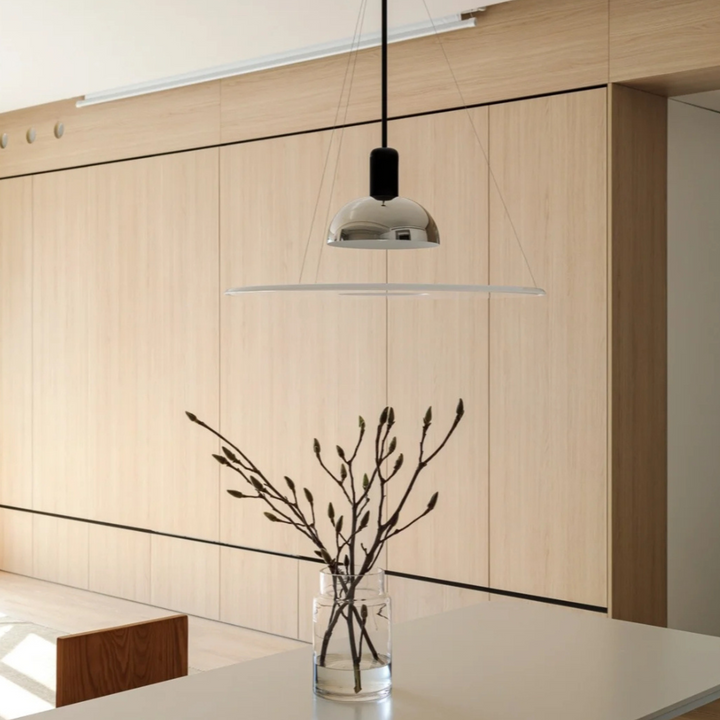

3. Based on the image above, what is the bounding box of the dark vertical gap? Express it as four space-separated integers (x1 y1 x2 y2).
30 176 35 573
486 110 492 592
217 147 223 621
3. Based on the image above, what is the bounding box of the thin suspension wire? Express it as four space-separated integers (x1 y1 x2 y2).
312 0 369 284
297 0 368 284
419 0 538 288
381 0 388 147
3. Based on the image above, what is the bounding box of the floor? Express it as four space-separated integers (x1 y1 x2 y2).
0 571 304 719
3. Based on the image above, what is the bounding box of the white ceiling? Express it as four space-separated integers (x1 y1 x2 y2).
0 0 509 114
674 90 720 114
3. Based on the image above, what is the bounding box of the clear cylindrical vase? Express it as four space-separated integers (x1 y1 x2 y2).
313 568 392 702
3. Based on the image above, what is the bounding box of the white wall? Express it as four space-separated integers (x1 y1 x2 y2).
668 99 720 636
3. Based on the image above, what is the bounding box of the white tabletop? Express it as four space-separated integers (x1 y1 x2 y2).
35 600 720 720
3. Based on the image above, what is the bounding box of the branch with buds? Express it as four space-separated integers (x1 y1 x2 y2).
186 399 465 692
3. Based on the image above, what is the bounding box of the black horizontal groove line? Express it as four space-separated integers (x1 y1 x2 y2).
0 84 607 183
0 503 608 614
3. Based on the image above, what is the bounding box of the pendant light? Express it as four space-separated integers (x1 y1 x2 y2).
226 0 545 298
326 0 438 250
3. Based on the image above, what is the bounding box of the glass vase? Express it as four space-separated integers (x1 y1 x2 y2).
313 568 392 702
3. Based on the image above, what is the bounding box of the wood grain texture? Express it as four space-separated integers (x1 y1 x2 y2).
221 0 608 144
488 593 608 617
0 177 32 508
679 700 720 719
610 0 720 86
386 109 489 587
220 548 298 638
56 614 188 707
32 150 220 536
298 560 322 642
32 514 89 588
0 508 33 575
489 89 608 608
389 575 488 625
219 124 386 556
0 82 220 179
150 535 220 620
609 85 667 627
0 0 607 178
88 525 151 605
0 571 303 671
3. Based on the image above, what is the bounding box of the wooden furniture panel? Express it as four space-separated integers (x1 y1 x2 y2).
219 125 386 556
221 0 607 144
0 507 33 575
0 177 32 508
32 514 89 588
386 109 489 587
150 535 219 620
56 614 188 707
489 593 608 617
220 548 298 638
389 575 488 625
610 0 720 93
609 85 667 626
0 82 220 179
33 150 220 537
298 560 321 642
679 700 720 719
488 89 608 608
88 525 151 604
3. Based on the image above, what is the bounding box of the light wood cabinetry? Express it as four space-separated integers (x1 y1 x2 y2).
220 548 298 638
32 150 220 537
221 0 607 145
0 178 32 508
219 125 386 556
0 81 669 634
389 575 488 625
0 83 221 179
0 508 33 575
611 0 720 93
32 514 89 588
150 535 220 620
88 525 151 604
386 109 489 587
488 89 609 608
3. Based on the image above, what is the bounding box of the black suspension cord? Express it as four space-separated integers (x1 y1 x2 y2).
381 0 388 148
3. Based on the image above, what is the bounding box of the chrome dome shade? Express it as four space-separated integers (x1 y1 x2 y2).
327 196 440 249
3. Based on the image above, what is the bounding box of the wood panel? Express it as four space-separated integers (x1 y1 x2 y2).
220 548 298 638
0 177 32 508
0 571 303 670
219 124 386 556
151 535 220 620
679 700 720 719
0 508 33 575
609 85 667 626
298 560 322 642
488 593 608 617
610 0 720 93
0 82 220 179
88 525 151 604
32 150 220 536
32 514 89 588
56 614 188 707
488 89 608 608
386 109 489 587
221 0 607 144
389 575 488 625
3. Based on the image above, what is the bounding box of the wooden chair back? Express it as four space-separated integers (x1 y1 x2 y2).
56 614 188 707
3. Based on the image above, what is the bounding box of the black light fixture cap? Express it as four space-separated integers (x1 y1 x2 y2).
369 147 399 201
